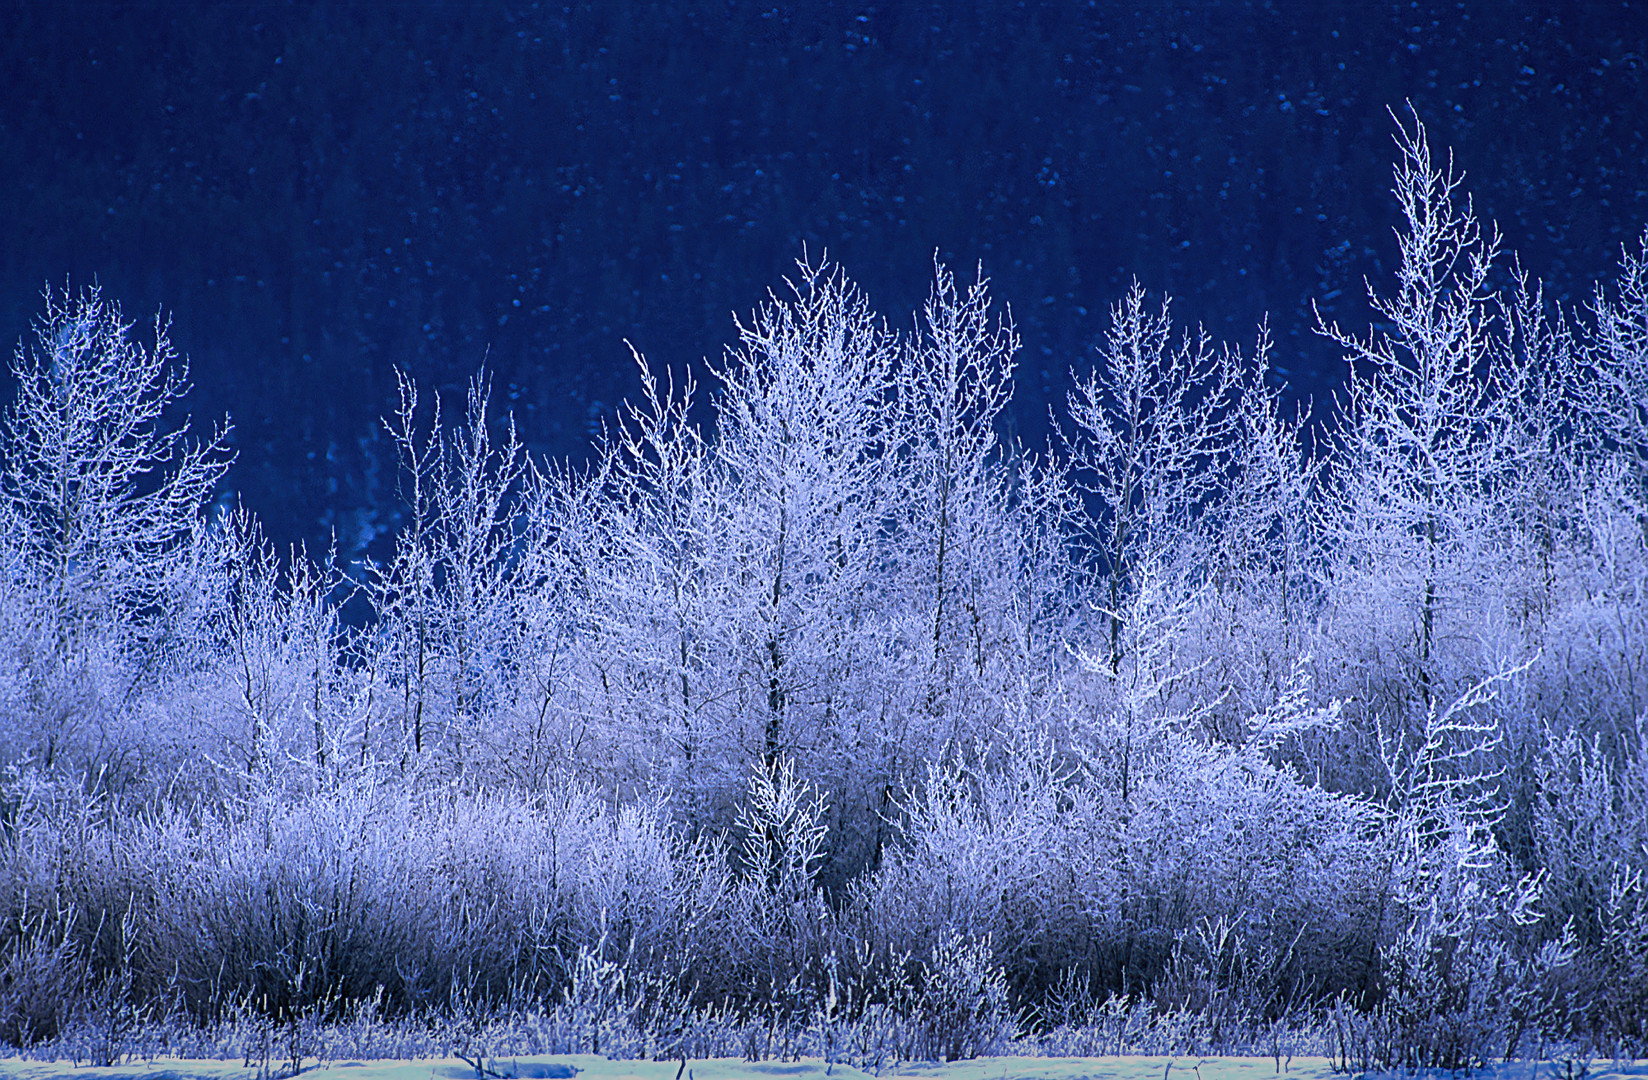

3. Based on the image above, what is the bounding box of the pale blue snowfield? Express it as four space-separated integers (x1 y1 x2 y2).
0 1057 1644 1080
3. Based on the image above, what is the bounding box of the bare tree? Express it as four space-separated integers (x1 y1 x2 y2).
1315 109 1537 715
894 262 1019 673
371 372 531 775
1588 228 1648 489
205 508 355 783
712 259 897 773
1 284 230 769
1064 282 1240 673
3 285 231 657
551 351 744 805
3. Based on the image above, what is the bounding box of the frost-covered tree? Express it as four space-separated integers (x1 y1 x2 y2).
548 261 1078 869
3 285 230 657
1315 111 1542 724
1212 325 1318 619
201 508 360 784
893 262 1080 734
1496 270 1584 639
0 285 230 771
880 264 1074 824
1569 235 1648 734
1588 229 1648 491
711 260 897 780
550 354 744 806
1179 324 1324 739
1065 283 1240 673
371 373 533 774
892 262 1019 679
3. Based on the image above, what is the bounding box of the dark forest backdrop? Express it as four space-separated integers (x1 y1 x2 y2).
3 1 1646 555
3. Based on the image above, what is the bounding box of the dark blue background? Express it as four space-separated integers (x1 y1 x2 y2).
3 1 1644 557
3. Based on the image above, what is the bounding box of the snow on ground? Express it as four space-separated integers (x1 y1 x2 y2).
2 1056 1645 1080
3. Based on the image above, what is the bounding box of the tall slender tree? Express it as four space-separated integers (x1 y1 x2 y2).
1315 109 1535 718
712 260 897 775
1065 282 1240 673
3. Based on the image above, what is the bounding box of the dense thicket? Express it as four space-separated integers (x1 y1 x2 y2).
2 117 1646 1067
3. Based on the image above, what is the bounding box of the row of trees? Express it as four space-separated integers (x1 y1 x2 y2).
2 115 1646 1059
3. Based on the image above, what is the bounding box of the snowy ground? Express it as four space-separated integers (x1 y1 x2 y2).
2 1056 1645 1080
